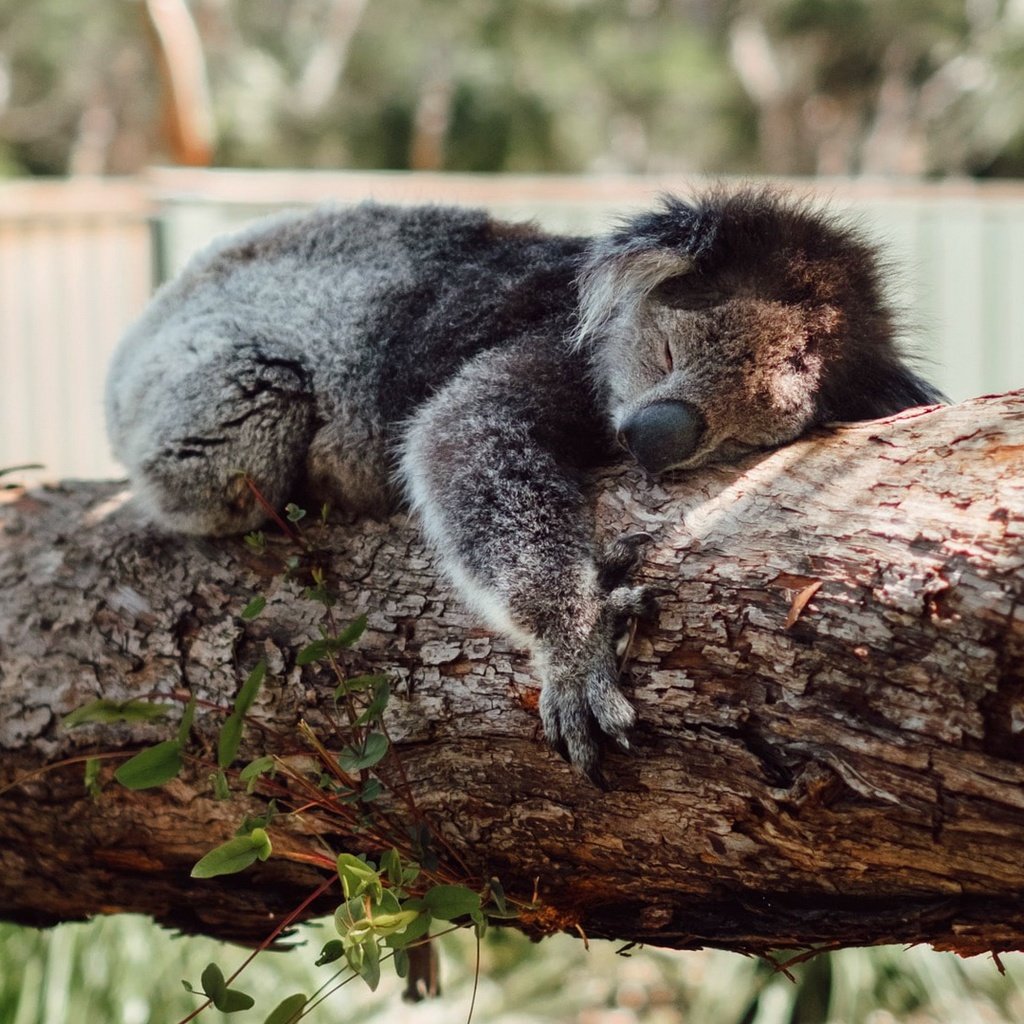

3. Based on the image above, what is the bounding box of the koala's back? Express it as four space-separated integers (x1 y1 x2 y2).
116 203 584 400
106 202 591 530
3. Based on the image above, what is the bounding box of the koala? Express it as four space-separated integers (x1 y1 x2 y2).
106 186 944 784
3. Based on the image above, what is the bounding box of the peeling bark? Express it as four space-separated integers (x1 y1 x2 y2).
1 392 1023 954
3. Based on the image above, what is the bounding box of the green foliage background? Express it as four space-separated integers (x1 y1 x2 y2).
2 0 1024 177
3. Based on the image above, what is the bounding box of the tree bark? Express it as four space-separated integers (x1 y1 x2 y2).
1 392 1022 956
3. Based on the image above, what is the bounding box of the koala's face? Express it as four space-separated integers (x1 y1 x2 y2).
600 296 829 474
580 188 943 476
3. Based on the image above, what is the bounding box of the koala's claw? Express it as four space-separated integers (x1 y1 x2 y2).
543 711 609 790
607 583 659 661
540 646 637 787
587 671 637 748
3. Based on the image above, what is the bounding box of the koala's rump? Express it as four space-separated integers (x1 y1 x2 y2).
110 202 600 519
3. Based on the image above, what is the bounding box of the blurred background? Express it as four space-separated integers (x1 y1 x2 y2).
2 1 1024 1022
8 0 1024 179
3 0 1024 479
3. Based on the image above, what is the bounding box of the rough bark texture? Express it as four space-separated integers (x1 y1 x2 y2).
1 392 1023 955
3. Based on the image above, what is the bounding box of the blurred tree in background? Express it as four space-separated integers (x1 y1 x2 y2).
721 0 1024 175
2 0 1024 178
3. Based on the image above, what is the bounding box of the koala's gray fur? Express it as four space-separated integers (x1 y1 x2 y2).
106 186 944 784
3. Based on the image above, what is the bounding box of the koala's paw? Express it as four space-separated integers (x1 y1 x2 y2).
598 532 654 590
539 582 657 787
606 583 660 657
540 653 635 788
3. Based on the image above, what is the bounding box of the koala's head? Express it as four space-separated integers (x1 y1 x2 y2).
577 187 945 475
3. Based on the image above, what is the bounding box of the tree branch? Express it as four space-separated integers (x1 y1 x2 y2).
1 392 1022 954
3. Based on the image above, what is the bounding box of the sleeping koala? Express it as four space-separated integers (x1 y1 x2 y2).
106 186 944 784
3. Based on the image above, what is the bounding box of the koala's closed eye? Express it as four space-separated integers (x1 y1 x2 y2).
649 273 727 310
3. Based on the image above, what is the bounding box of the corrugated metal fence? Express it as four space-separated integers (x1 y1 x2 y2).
0 180 154 481
2 170 1023 481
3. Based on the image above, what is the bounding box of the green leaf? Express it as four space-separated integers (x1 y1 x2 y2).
239 756 276 793
381 848 402 887
263 993 307 1024
252 826 272 861
354 679 391 726
239 755 275 781
285 502 307 523
235 660 267 715
355 937 381 991
83 757 102 797
240 596 267 620
215 988 256 1013
337 732 388 773
336 853 380 900
244 531 266 553
335 614 368 647
393 947 410 979
335 672 388 698
334 894 367 935
211 768 231 800
358 778 382 803
200 963 227 1002
115 740 183 790
385 905 431 950
471 907 488 938
344 936 365 973
176 696 196 746
423 884 482 921
304 578 335 607
306 569 324 600
218 662 266 767
63 699 172 728
369 909 421 938
191 838 259 879
236 802 277 836
182 980 199 994
373 888 401 913
370 917 421 946
296 639 329 666
315 939 345 966
191 829 271 879
297 616 367 666
218 714 243 769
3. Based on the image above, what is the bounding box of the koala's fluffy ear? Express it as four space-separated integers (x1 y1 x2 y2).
575 195 716 347
818 357 948 423
575 249 695 345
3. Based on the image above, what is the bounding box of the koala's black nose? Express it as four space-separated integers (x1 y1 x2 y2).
617 400 706 474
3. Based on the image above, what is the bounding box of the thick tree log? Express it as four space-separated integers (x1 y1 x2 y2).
1 392 1022 956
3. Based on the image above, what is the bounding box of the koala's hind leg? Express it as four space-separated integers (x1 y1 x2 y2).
108 342 315 536
400 343 642 784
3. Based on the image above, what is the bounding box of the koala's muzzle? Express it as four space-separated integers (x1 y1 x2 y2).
618 400 706 474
